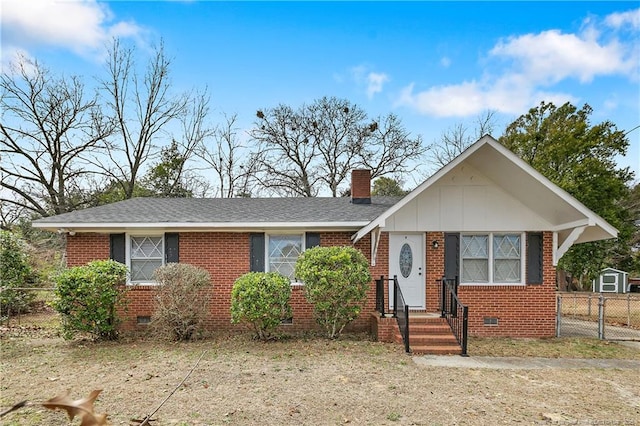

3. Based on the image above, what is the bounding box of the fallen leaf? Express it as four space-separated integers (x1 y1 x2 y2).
42 390 107 426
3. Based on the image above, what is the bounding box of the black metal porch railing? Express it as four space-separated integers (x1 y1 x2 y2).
393 275 410 353
375 275 410 353
440 277 469 356
375 275 386 317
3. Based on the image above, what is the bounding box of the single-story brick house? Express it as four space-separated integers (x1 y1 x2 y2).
33 135 617 344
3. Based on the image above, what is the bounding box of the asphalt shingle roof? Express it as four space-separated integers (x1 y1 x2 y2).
33 196 401 226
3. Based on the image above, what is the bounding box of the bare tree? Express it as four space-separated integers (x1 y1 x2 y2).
429 110 497 169
357 113 426 179
250 97 426 197
196 114 260 197
303 97 367 196
155 90 213 197
251 105 319 196
96 38 190 199
1 55 112 217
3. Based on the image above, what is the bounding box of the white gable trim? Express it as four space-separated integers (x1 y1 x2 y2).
487 140 617 240
352 136 617 256
600 267 629 275
353 135 497 243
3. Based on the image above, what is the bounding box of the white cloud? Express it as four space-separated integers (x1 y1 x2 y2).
1 0 144 62
366 72 390 99
605 8 640 30
396 78 576 118
350 65 390 99
489 29 635 84
396 8 638 118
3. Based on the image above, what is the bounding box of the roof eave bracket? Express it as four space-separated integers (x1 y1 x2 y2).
554 226 586 266
370 227 381 267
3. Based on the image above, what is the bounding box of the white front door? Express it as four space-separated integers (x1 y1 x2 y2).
389 234 425 309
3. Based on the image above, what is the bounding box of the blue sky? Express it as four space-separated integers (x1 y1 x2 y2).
2 1 639 183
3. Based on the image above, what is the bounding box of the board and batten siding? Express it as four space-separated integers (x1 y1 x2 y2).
382 162 551 232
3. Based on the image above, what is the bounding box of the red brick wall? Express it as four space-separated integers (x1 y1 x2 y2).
66 233 110 266
66 229 557 338
456 231 556 337
425 231 445 312
66 231 385 334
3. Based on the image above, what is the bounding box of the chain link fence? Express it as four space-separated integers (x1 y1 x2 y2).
0 287 60 337
557 292 640 340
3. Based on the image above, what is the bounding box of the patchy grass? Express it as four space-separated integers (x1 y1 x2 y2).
469 336 640 359
1 331 640 425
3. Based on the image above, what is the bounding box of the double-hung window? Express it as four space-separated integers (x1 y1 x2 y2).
461 233 523 284
129 235 164 283
267 234 303 281
461 235 489 283
493 234 522 283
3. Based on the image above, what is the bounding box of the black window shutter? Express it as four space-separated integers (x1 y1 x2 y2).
109 233 126 264
527 232 543 284
305 232 320 249
165 233 179 263
444 233 460 281
249 233 265 272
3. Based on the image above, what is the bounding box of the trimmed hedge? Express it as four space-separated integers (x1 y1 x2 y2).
52 260 128 340
295 246 371 338
231 272 292 340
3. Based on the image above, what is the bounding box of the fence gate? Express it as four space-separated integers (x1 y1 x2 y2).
556 292 640 340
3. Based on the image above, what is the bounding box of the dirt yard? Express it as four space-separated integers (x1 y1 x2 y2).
1 332 639 426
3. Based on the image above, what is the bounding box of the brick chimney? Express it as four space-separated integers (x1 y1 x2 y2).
351 169 371 204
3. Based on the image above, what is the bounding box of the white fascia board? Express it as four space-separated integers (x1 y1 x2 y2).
551 219 590 232
352 218 385 242
33 221 368 232
352 136 494 243
487 140 618 239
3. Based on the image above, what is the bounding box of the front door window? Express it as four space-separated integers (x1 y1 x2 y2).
399 243 413 278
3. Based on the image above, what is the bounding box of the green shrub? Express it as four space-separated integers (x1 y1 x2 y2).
52 260 128 340
150 263 212 341
295 246 371 339
0 230 40 317
231 272 292 340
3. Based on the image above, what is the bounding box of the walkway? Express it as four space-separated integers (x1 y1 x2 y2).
560 317 640 340
414 355 640 369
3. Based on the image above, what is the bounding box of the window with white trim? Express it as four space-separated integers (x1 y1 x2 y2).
461 235 489 283
129 235 164 283
267 234 303 281
493 234 521 283
461 233 523 284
